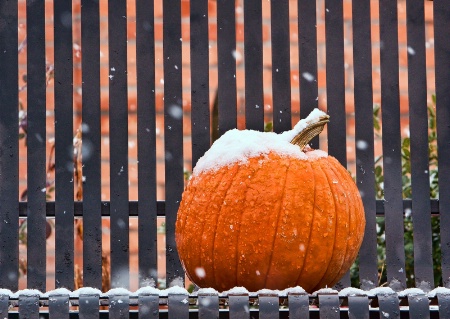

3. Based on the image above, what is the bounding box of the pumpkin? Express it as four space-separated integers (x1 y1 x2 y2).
175 109 365 293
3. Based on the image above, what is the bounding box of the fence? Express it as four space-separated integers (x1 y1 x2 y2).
1 0 450 317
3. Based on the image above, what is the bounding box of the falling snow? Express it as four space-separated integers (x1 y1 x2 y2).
302 72 315 82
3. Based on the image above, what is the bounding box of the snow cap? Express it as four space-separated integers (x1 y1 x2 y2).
193 108 328 175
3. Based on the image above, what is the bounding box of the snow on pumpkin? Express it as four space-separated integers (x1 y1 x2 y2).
176 108 365 293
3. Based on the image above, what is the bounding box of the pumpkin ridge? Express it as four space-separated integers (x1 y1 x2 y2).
296 160 337 291
175 182 198 272
181 168 232 284
198 166 233 288
294 160 316 287
211 164 249 290
312 159 339 290
233 160 267 288
262 158 291 289
176 173 204 251
313 161 349 290
326 158 358 286
326 160 352 287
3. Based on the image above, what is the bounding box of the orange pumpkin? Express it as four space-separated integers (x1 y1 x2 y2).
175 109 365 293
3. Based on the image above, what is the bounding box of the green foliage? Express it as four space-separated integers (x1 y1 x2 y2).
351 95 441 288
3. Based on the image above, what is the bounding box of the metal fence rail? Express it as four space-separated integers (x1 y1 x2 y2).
0 292 448 318
1 0 450 317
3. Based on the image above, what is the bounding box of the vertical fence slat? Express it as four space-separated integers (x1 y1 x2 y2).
19 295 39 319
379 0 406 290
109 0 129 289
217 0 237 136
25 0 47 291
298 0 318 147
244 0 264 132
434 0 450 287
49 294 69 319
377 294 400 319
348 296 370 319
190 0 210 165
351 0 378 290
324 0 350 289
406 0 434 290
0 295 8 319
54 0 74 290
438 293 450 319
168 294 189 319
0 0 19 291
407 294 430 319
81 0 102 290
198 294 219 319
228 295 250 319
138 294 159 319
318 294 340 319
288 294 309 319
271 0 291 133
109 295 129 319
163 0 184 284
325 0 346 166
258 295 279 319
136 0 158 286
79 295 100 319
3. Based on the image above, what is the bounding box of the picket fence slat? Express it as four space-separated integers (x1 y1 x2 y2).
81 0 102 290
26 0 47 292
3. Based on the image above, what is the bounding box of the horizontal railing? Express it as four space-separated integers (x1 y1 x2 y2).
17 199 441 217
0 291 448 318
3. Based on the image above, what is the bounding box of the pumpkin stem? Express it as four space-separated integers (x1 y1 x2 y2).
290 115 330 151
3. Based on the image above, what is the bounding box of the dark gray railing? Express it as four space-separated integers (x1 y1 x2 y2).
1 0 450 316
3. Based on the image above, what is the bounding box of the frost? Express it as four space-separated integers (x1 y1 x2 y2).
256 289 279 296
71 287 102 297
11 289 44 298
338 287 371 297
197 288 219 295
280 286 306 296
369 287 396 296
222 287 249 296
428 287 450 298
133 286 160 296
105 288 131 297
192 108 328 175
0 289 13 297
397 288 425 297
44 288 71 297
311 287 338 296
160 286 189 296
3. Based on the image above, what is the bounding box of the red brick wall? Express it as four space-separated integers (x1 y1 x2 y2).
16 0 436 291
